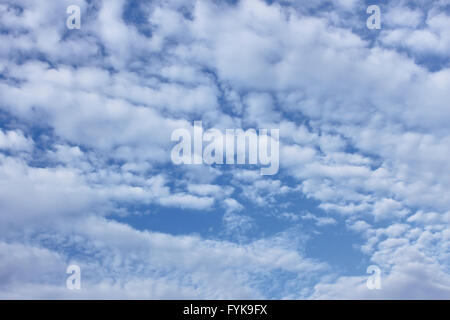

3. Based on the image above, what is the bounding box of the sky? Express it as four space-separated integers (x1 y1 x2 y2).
0 0 449 299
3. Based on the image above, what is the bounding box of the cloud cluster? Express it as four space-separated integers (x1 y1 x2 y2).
0 0 448 298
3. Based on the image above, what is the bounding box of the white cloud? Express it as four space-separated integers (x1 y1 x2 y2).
0 129 33 152
385 6 423 28
158 193 215 210
0 217 327 299
301 212 337 227
0 0 449 299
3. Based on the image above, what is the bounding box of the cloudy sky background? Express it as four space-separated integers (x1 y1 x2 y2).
0 0 449 299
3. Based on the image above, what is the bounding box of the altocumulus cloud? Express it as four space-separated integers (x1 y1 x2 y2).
0 0 449 299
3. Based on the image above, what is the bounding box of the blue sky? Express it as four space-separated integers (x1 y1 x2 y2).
0 0 449 299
